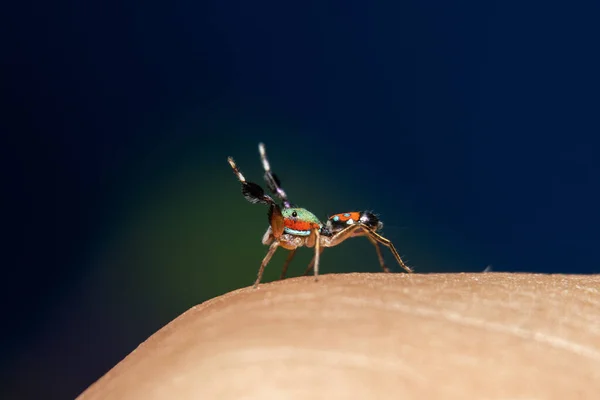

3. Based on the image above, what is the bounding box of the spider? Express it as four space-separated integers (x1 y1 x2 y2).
227 143 413 287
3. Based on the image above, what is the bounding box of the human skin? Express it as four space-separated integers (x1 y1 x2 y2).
78 273 600 399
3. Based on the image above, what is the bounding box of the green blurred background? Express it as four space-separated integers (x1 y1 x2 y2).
4 0 600 398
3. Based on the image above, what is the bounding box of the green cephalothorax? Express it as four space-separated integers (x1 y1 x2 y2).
282 208 322 236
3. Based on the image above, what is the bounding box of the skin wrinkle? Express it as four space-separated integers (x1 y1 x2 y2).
356 287 574 333
201 347 428 383
379 277 600 327
336 296 600 364
414 295 598 330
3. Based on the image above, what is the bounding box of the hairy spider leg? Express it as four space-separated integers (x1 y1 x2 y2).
279 249 297 279
228 156 285 236
255 241 280 288
303 233 390 276
303 247 325 276
313 228 321 281
259 142 292 208
227 157 275 207
320 223 413 273
364 234 390 272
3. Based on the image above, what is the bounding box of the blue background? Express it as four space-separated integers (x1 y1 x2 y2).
3 1 599 398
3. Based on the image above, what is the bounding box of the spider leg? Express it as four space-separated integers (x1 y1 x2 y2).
313 228 321 281
303 223 366 276
303 247 325 276
364 234 390 273
259 143 292 208
363 227 413 273
304 232 390 274
254 241 280 288
279 249 297 280
321 223 413 273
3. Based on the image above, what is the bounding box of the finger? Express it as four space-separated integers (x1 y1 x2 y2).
78 273 600 399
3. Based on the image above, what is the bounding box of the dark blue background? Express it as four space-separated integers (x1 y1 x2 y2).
3 1 599 398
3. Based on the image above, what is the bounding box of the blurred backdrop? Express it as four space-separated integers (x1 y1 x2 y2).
3 1 600 398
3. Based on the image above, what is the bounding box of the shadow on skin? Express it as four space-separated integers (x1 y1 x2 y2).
78 272 600 399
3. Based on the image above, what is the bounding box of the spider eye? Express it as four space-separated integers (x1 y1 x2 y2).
292 211 298 217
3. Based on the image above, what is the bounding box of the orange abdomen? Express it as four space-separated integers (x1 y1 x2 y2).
330 212 361 223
